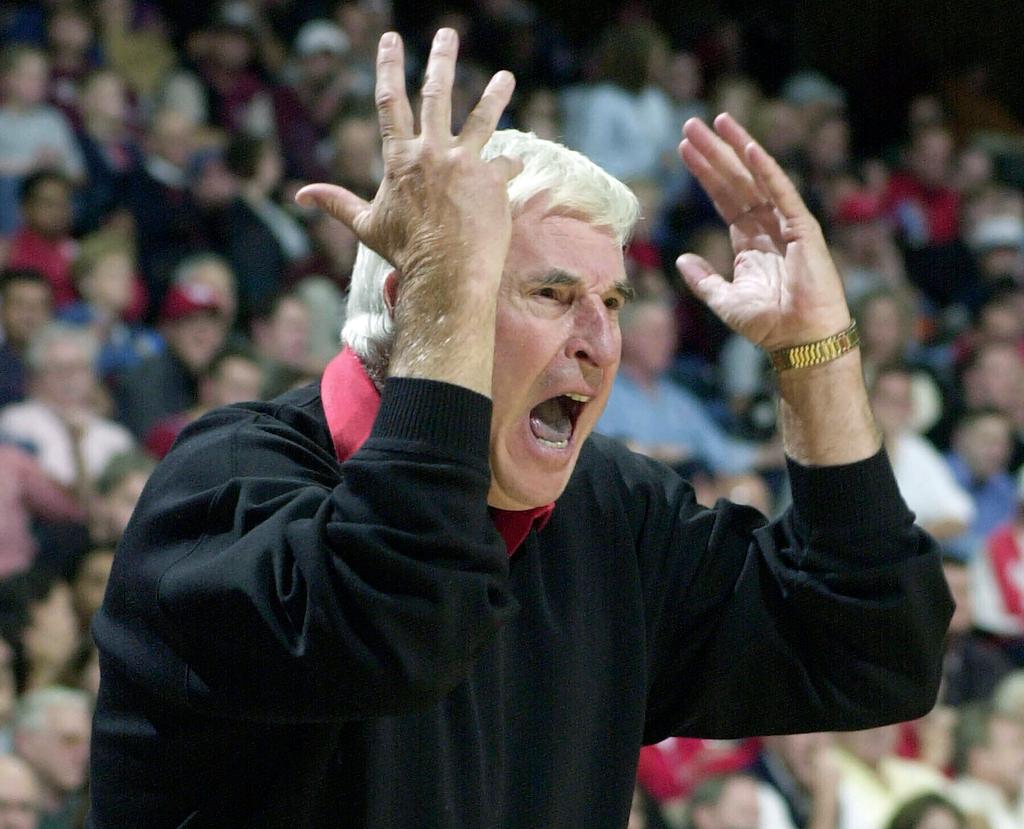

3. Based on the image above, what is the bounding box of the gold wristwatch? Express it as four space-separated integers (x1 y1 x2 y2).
769 320 860 371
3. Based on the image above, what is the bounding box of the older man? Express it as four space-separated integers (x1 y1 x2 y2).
0 753 43 829
13 688 91 829
89 29 952 828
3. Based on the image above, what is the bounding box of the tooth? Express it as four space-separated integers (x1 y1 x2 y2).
537 438 569 449
565 393 591 403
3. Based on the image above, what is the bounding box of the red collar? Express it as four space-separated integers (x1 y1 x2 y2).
321 348 553 556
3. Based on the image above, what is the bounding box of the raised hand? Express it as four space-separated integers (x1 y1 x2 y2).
676 113 851 352
295 28 523 395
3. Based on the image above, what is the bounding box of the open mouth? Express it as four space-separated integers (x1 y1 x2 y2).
528 393 590 449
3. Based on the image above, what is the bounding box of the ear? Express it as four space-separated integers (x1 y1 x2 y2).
383 270 400 318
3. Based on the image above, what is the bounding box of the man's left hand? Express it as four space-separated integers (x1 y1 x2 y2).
676 114 851 352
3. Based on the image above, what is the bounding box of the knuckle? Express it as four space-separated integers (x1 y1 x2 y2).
375 89 398 109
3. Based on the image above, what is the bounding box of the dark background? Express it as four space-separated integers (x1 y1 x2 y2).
393 0 1024 154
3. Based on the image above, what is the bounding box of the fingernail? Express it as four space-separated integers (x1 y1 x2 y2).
494 70 514 87
381 32 397 48
435 27 454 44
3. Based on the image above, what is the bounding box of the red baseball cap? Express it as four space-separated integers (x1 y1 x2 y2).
160 283 225 323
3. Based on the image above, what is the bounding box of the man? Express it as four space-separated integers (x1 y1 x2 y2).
685 774 762 829
89 30 952 827
948 703 1024 829
970 467 1024 637
0 323 134 491
0 752 43 829
869 363 974 543
143 347 265 459
12 688 91 829
945 409 1017 555
4 172 77 309
117 275 230 438
0 269 53 407
598 296 781 476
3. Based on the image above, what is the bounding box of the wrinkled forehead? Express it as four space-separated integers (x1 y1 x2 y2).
507 199 625 289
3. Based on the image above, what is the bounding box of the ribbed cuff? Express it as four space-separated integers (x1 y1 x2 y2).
369 377 493 463
786 447 908 534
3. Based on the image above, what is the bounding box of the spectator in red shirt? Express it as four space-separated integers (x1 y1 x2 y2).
885 126 961 248
6 171 78 309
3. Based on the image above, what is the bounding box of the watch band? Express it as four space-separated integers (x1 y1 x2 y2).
769 320 860 372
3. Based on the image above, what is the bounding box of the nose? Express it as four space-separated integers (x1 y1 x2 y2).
564 295 619 370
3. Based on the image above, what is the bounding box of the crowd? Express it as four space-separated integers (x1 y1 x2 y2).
0 1 1023 828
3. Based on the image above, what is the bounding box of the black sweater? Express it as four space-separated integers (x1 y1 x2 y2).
89 379 953 828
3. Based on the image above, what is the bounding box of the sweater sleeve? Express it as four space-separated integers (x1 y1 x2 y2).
94 378 515 723
639 448 953 741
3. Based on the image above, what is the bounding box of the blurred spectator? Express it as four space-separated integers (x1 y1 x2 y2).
222 135 310 323
73 69 143 234
249 291 319 384
0 323 134 492
0 443 84 579
853 288 944 436
0 573 80 694
954 343 1024 467
11 686 89 829
883 793 966 829
884 126 970 307
330 102 384 203
746 733 840 829
831 726 947 829
780 70 846 128
869 363 974 542
970 468 1024 638
187 4 274 135
122 108 205 306
516 88 561 142
751 99 806 174
948 703 1024 829
638 737 760 815
0 752 42 829
5 172 77 309
830 192 907 305
684 773 762 829
117 278 229 438
0 639 14 752
142 346 264 459
598 299 781 476
289 275 347 369
562 22 676 180
272 19 352 182
0 45 84 234
88 450 154 548
59 230 161 385
939 556 1013 707
661 51 707 132
69 547 113 635
287 210 359 295
993 671 1024 720
45 4 97 122
945 410 1017 555
884 122 962 245
966 215 1024 290
171 250 240 330
0 269 53 407
674 226 735 364
95 0 175 103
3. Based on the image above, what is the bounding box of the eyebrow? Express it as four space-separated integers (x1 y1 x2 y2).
535 270 635 304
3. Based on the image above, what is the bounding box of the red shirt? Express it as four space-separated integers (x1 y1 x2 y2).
7 228 78 308
884 172 961 246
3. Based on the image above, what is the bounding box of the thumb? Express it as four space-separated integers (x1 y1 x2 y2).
295 183 370 231
488 154 524 183
676 253 729 308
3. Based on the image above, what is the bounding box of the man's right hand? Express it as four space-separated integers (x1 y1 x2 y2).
296 28 522 397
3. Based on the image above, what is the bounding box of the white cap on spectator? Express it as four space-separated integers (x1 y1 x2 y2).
782 70 846 109
969 215 1024 253
295 20 349 57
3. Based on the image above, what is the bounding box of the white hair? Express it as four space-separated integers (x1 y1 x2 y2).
341 129 640 376
25 322 99 375
12 686 91 734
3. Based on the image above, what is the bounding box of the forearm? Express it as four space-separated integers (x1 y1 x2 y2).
776 347 881 466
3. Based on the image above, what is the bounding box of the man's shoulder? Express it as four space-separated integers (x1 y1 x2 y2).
171 382 331 461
